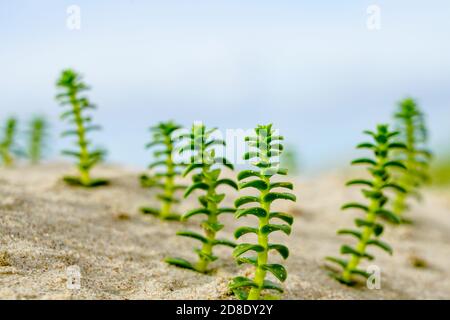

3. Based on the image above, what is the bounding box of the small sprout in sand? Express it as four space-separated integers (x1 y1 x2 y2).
27 115 49 164
326 124 407 286
392 98 432 222
0 117 19 167
56 69 108 187
229 124 296 300
165 123 237 273
140 121 186 220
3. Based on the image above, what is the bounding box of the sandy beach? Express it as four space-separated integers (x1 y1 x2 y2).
1 164 449 299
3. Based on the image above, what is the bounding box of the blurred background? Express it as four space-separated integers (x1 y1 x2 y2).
1 0 449 177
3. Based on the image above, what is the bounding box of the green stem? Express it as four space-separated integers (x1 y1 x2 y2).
248 175 270 300
71 92 91 185
196 166 218 273
161 136 175 219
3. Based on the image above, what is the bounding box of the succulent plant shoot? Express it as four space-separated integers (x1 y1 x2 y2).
229 124 296 300
140 121 186 220
326 124 407 285
165 123 237 273
55 69 108 187
392 98 432 221
27 115 49 164
0 117 19 167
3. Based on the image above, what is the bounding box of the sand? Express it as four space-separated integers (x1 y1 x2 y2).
0 163 449 300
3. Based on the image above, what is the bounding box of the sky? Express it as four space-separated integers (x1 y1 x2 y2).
1 1 449 172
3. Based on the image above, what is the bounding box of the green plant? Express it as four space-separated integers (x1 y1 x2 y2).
392 98 432 220
140 121 186 220
56 69 108 187
165 123 237 273
27 115 49 164
229 124 296 300
0 117 19 167
326 124 407 285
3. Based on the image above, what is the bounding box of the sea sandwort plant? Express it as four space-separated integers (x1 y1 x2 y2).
326 124 407 285
392 98 432 221
27 115 49 164
140 121 186 220
0 117 19 167
165 123 237 273
229 124 296 300
56 69 108 187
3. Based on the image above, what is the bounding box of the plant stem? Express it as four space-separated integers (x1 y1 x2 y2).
342 158 384 282
161 135 175 219
196 167 218 273
71 92 91 185
248 175 270 300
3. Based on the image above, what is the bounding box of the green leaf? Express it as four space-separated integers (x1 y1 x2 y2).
235 196 260 208
165 257 196 271
383 161 406 170
381 183 407 193
213 239 236 248
184 182 209 197
354 219 384 236
237 170 261 181
325 257 348 269
261 224 291 236
239 179 268 191
375 209 401 224
194 249 218 262
367 239 393 255
214 157 234 170
340 245 374 260
262 280 284 293
268 244 289 259
229 276 258 289
263 192 296 204
183 163 204 176
236 257 258 266
357 142 376 149
269 182 294 190
243 151 260 160
261 264 287 282
148 160 166 169
346 179 373 187
337 229 362 240
140 207 159 215
269 212 294 225
341 203 369 212
208 193 226 204
388 142 407 149
217 207 235 215
233 243 265 257
176 231 208 243
215 179 238 190
202 221 224 232
351 158 376 166
362 189 383 199
235 207 268 219
234 227 259 239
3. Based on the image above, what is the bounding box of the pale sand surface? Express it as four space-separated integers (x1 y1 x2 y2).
1 164 449 299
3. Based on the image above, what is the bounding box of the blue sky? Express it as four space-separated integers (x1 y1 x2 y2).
1 1 449 172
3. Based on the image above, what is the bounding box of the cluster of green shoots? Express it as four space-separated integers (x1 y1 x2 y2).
165 123 237 273
140 121 186 220
391 98 432 221
0 117 18 167
230 124 296 300
27 116 49 164
326 124 407 285
56 69 108 187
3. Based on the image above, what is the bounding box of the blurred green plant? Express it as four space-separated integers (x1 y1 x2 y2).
430 154 450 186
326 124 407 285
0 117 19 167
140 121 186 220
56 69 108 187
165 123 237 273
27 115 49 164
229 124 295 300
280 144 300 175
391 98 432 221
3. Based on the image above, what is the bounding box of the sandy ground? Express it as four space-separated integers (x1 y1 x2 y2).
0 163 449 300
